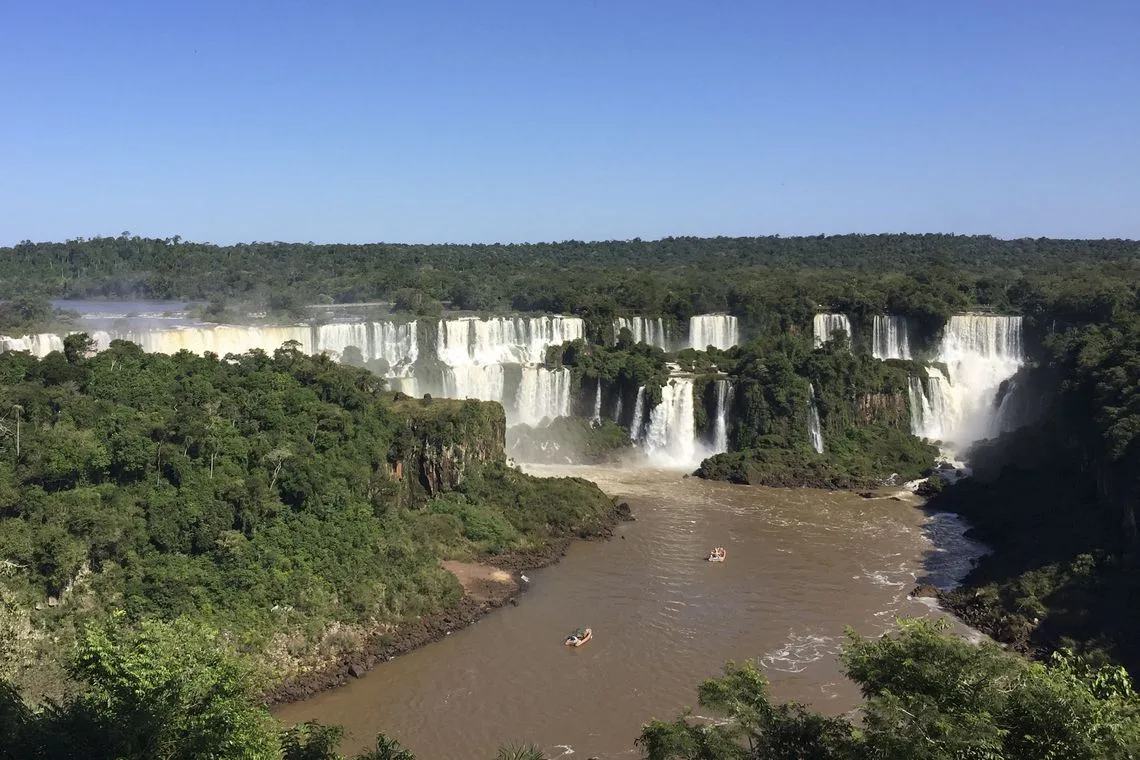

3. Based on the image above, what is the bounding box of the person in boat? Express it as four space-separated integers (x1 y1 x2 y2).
566 627 592 645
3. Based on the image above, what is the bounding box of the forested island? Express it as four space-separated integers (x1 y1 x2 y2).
2 233 1139 758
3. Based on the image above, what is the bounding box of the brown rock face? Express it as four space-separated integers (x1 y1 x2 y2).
857 392 908 427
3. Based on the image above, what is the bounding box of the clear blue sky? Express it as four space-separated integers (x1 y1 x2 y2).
2 0 1137 245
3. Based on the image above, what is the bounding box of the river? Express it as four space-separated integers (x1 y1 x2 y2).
274 464 983 759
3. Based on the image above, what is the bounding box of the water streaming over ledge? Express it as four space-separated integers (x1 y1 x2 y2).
808 383 825 454
872 315 911 360
812 313 851 348
908 315 1024 452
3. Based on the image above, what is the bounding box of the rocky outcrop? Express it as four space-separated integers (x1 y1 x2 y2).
389 397 507 500
857 392 909 427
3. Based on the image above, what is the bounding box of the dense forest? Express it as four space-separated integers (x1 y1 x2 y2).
0 339 619 702
2 232 1140 757
2 234 1138 340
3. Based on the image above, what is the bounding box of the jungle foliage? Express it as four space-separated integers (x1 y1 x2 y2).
0 340 615 701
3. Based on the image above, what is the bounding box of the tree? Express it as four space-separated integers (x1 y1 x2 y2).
60 614 281 759
638 619 1140 760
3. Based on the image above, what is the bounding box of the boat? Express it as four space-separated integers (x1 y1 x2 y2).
707 547 727 562
565 627 593 647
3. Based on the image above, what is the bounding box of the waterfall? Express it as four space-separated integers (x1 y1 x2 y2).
442 364 505 406
514 367 571 427
688 314 739 350
0 333 65 356
591 381 602 425
872 316 911 360
613 317 671 350
437 315 583 365
907 315 1024 452
95 324 318 357
629 387 647 441
613 392 624 425
711 379 734 454
812 313 851 348
642 378 697 466
808 383 824 454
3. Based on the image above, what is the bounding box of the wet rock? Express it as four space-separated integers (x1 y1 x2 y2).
910 583 940 598
348 663 366 679
857 491 877 499
614 501 635 521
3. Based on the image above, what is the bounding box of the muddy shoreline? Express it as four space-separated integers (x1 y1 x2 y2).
264 525 626 706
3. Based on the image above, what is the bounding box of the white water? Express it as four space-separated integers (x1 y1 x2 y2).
808 383 825 454
515 367 572 427
436 316 582 366
712 379 734 454
813 313 852 348
688 314 739 350
642 377 698 467
908 315 1024 452
590 382 602 426
872 316 911 360
0 333 65 356
629 387 647 442
613 317 672 350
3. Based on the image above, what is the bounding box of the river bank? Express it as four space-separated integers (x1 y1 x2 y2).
265 504 634 706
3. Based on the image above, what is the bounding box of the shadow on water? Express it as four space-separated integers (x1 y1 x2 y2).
917 446 1140 674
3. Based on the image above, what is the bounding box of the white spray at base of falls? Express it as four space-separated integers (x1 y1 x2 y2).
813 314 852 348
808 384 824 454
688 314 739 350
642 378 698 467
872 316 911 360
712 379 734 455
908 315 1024 453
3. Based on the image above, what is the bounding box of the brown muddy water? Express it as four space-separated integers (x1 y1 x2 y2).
275 465 983 759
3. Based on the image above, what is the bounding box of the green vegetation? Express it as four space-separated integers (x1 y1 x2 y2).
697 332 937 488
3 235 1138 334
5 618 1136 759
638 618 1140 760
920 279 1140 676
0 297 75 335
0 339 616 701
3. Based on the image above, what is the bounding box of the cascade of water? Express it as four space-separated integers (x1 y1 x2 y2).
711 379 734 454
808 383 825 454
613 317 671 350
812 314 851 348
442 364 506 406
515 367 571 427
629 387 647 441
908 315 1024 451
642 378 697 466
373 321 419 374
437 316 583 365
613 392 624 425
872 316 911 360
591 381 602 425
0 333 65 357
688 315 739 350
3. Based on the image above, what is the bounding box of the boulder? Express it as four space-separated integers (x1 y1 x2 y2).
910 583 940 599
